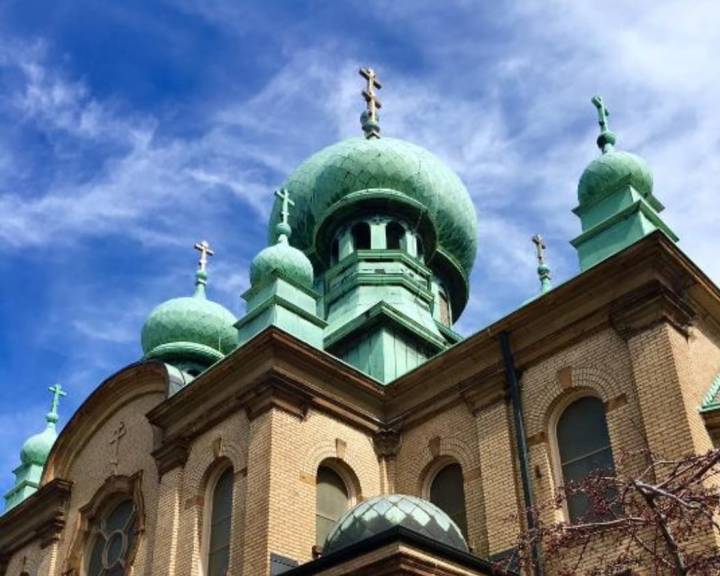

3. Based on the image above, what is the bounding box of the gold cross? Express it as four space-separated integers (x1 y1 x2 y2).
274 188 295 226
109 421 127 475
359 67 382 123
531 234 546 265
194 240 215 272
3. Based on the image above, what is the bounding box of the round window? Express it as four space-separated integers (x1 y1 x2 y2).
86 499 138 576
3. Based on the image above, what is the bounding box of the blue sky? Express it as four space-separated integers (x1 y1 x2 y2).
1 0 720 496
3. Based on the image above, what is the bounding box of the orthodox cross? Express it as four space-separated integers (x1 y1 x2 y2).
591 95 610 133
531 234 546 265
359 67 382 123
194 240 214 272
109 421 127 475
275 188 295 226
48 383 66 418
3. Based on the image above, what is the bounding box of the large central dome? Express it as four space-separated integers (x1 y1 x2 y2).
268 136 478 318
270 137 477 274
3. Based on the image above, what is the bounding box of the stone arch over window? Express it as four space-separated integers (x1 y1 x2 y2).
62 473 145 576
350 222 371 251
422 457 468 537
550 392 616 523
386 221 405 250
315 458 359 549
202 461 235 576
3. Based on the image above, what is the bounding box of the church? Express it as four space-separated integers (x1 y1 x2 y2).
2 68 720 576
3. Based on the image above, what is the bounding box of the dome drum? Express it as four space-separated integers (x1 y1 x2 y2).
313 189 438 266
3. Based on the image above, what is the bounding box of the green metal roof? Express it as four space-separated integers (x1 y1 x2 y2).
578 149 653 205
141 271 237 364
269 136 478 281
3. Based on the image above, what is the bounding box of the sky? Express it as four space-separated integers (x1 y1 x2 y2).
1 0 720 497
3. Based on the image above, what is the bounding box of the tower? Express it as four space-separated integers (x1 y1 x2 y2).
261 69 479 382
571 96 678 270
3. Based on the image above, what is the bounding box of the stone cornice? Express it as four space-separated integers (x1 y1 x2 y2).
0 478 72 574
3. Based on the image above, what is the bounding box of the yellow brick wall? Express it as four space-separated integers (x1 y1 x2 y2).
521 328 648 520
263 408 381 566
395 402 487 555
53 392 163 576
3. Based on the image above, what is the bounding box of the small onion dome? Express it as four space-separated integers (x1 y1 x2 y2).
323 494 468 555
141 270 237 365
250 222 314 290
579 95 653 205
578 149 653 205
20 384 64 467
20 424 57 466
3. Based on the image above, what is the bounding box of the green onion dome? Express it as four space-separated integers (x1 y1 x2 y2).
323 494 468 555
578 149 653 205
250 223 314 289
141 270 238 365
578 96 653 205
20 424 57 466
269 136 478 317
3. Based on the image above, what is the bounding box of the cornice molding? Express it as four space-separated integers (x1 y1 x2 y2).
0 478 72 574
610 280 696 339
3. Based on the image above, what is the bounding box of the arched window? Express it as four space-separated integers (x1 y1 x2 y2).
429 463 468 537
438 289 451 326
86 498 138 576
556 396 615 523
351 222 371 251
331 238 340 265
416 235 424 261
386 222 405 250
206 467 234 576
316 465 350 548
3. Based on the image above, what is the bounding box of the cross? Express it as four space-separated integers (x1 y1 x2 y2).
531 234 546 265
194 240 214 272
359 67 382 123
48 383 66 416
591 95 610 133
109 421 127 475
274 188 295 226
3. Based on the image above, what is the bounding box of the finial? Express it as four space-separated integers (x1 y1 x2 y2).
193 240 214 297
359 67 382 139
47 383 66 426
274 188 294 243
591 95 617 153
531 234 552 294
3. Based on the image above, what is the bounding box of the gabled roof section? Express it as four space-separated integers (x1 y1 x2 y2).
700 372 720 413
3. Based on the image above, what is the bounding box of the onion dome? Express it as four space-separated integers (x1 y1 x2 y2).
268 136 478 317
578 95 653 205
251 189 314 289
323 494 468 555
20 384 65 466
141 242 237 365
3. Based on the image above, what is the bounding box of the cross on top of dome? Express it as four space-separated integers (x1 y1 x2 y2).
359 67 382 139
591 95 617 153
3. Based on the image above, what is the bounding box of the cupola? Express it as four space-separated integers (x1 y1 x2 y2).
262 68 478 382
571 96 678 271
141 241 237 374
5 384 65 511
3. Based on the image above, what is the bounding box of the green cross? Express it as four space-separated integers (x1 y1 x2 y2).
48 383 66 417
275 188 295 226
591 95 610 133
